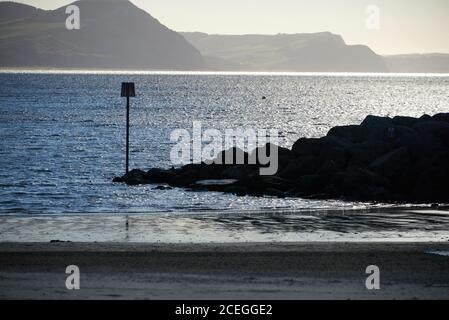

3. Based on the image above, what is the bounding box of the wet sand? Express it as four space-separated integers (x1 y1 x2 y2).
1 242 449 300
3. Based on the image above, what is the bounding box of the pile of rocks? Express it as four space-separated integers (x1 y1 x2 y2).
114 114 449 203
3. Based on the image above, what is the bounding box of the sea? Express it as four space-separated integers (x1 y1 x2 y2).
1 71 449 242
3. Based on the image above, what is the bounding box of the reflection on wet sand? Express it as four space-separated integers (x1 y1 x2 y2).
1 207 449 243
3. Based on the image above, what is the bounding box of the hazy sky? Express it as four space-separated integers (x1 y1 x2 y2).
3 0 449 55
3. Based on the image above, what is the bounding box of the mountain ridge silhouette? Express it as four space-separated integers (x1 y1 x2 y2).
0 1 448 72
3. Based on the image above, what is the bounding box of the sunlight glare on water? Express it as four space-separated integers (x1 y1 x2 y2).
1 72 449 215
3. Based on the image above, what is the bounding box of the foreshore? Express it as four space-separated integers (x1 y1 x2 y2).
1 242 449 300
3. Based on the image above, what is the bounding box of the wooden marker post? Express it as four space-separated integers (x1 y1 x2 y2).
121 82 136 174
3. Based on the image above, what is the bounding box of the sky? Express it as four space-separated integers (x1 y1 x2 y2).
2 0 449 55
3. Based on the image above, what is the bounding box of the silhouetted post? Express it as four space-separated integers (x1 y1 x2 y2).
121 82 136 174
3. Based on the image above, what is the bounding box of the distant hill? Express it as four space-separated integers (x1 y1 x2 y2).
385 54 449 73
1 1 448 73
0 1 44 22
0 0 205 70
182 32 388 72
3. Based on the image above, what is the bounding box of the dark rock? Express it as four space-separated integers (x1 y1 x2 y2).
235 175 293 194
392 116 419 127
433 113 449 123
327 125 362 143
180 163 225 181
321 135 352 149
360 115 395 142
361 115 393 128
264 188 286 198
222 165 258 180
413 120 449 145
419 114 432 122
390 125 416 140
215 147 250 165
194 179 238 192
222 186 249 196
394 131 443 158
335 167 391 200
318 146 348 171
153 186 173 190
115 113 449 203
116 169 150 186
294 135 351 157
413 166 449 202
250 143 293 168
295 174 330 194
277 155 318 179
292 138 323 157
369 147 411 178
170 172 199 187
195 179 238 187
145 168 177 183
348 141 393 164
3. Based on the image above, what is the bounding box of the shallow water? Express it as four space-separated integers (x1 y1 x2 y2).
1 208 449 243
1 72 449 215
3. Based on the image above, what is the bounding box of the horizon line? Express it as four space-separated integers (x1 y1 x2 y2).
1 69 449 77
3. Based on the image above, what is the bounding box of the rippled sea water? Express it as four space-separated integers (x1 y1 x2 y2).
1 72 449 215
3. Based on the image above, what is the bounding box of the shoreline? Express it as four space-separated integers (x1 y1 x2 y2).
2 241 449 252
1 207 449 244
1 242 449 300
0 202 446 217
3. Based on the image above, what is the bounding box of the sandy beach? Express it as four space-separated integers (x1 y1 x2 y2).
1 242 449 300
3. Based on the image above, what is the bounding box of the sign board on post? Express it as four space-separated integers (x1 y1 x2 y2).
121 82 136 174
121 82 135 98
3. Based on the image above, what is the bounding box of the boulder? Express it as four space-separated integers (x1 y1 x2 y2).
369 147 411 178
394 131 444 158
413 166 449 202
235 175 293 194
413 120 449 145
318 147 348 171
327 125 362 143
145 168 177 184
348 141 393 164
115 169 149 186
360 115 395 142
361 115 393 128
194 179 238 192
295 174 330 194
392 116 419 127
250 143 293 168
277 155 318 179
222 165 258 180
222 186 249 196
419 114 432 122
320 135 352 150
389 125 416 141
114 113 449 203
292 138 323 157
250 143 292 159
264 188 286 198
153 186 173 191
433 113 449 123
215 147 250 165
334 167 391 200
